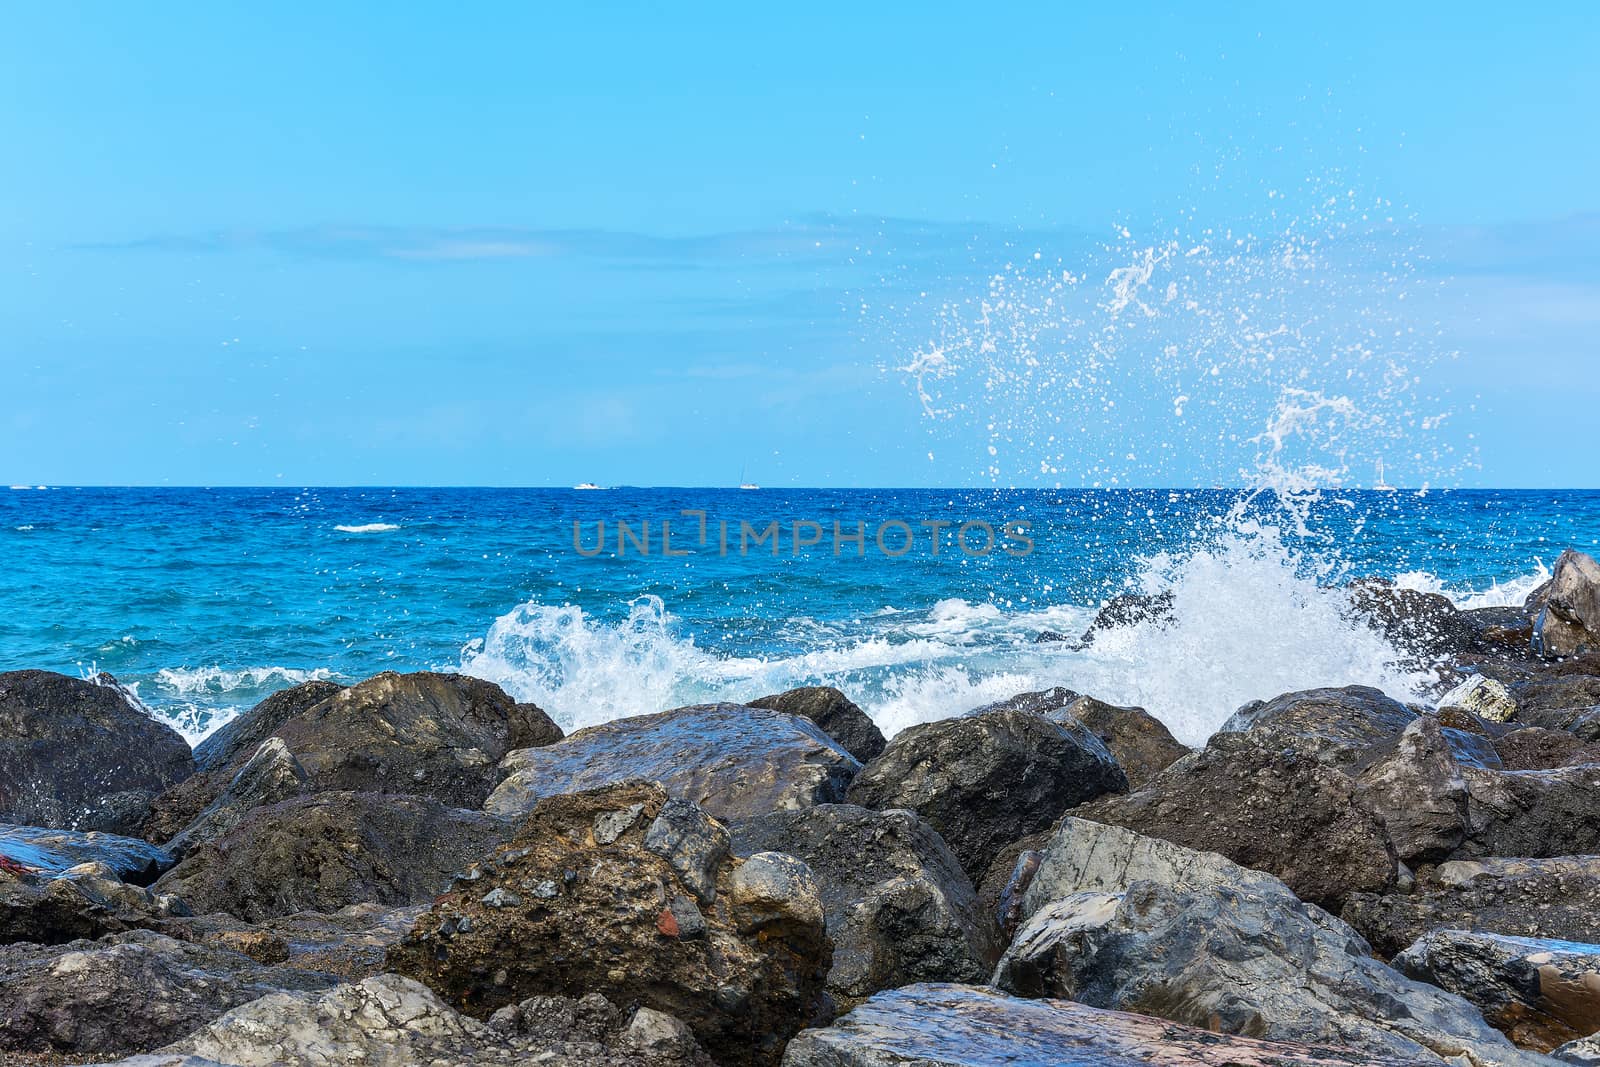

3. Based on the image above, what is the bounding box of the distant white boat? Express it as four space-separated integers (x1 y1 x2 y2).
573 482 604 491
1374 458 1395 492
739 482 760 491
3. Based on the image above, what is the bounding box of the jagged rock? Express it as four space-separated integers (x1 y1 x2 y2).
96 974 713 1066
747 686 886 763
1493 727 1600 770
1 863 186 946
1342 856 1600 959
1441 675 1520 723
1532 551 1600 658
1075 726 1399 910
1354 715 1502 866
387 782 830 1066
163 739 307 858
153 791 508 921
730 804 998 1007
993 844 1551 1066
1556 1033 1600 1064
780 983 1424 1066
974 689 1188 788
1080 590 1176 643
144 681 342 842
845 708 1125 882
1347 578 1475 662
1456 762 1600 860
145 673 558 845
171 903 428 980
486 703 860 822
1396 929 1600 1051
0 929 337 1056
1511 674 1600 731
0 670 194 835
1 824 174 884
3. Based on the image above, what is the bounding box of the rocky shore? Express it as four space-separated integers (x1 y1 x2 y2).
2 548 1599 1066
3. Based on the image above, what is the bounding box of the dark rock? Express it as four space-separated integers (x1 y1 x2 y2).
0 670 194 835
845 708 1126 883
1511 675 1600 730
191 679 344 774
970 688 1188 788
153 791 508 921
780 983 1425 1066
1216 685 1418 774
1082 590 1176 641
1341 856 1600 960
730 804 998 1008
486 703 860 823
1532 550 1600 658
1396 929 1600 1052
138 975 714 1066
0 864 186 946
0 824 174 884
747 686 886 764
1346 578 1479 662
169 902 426 981
163 738 307 858
1353 715 1501 867
387 782 830 1066
1493 727 1600 770
994 877 1551 1066
0 929 337 1056
1076 727 1400 910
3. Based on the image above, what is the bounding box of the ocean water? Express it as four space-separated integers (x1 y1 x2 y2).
3 485 1594 748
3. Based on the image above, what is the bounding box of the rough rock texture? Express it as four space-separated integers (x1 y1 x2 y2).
780 983 1424 1066
730 804 998 1007
845 708 1126 882
1343 856 1600 960
1397 929 1600 1052
972 688 1188 788
486 703 860 823
1 824 175 884
144 673 557 846
1075 726 1400 909
1531 550 1600 658
994 879 1550 1066
1348 578 1475 662
1493 727 1600 771
103 974 713 1067
989 827 1554 1067
388 782 831 1066
747 686 886 764
1511 674 1600 731
169 903 428 981
1079 591 1176 644
1441 675 1520 723
0 670 194 835
153 791 508 921
162 739 307 858
1 863 187 945
1215 685 1418 772
1556 1033 1600 1064
1353 714 1502 866
0 929 337 1056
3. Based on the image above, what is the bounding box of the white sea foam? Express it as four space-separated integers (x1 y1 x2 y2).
1393 564 1550 611
141 666 339 744
334 523 400 534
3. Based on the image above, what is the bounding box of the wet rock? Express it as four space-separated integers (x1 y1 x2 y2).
1347 578 1478 662
1556 1033 1600 1064
1216 685 1418 773
162 739 307 858
845 708 1125 882
0 864 186 946
643 798 731 903
486 703 859 823
1342 856 1600 960
1354 715 1501 866
973 688 1188 788
0 929 337 1057
1080 590 1176 643
748 686 886 764
731 804 999 1007
1493 727 1600 770
995 878 1550 1065
1076 726 1400 910
1441 675 1520 723
0 670 194 835
153 791 508 921
387 782 830 1066
1396 929 1600 1051
173 902 427 980
1511 674 1600 731
1532 550 1600 658
780 982 1424 1066
1456 762 1600 860
1 824 174 884
105 974 713 1066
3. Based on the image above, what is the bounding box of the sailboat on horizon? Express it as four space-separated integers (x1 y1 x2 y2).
1373 457 1395 492
738 463 759 490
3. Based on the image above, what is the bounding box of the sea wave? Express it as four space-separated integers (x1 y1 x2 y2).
333 523 400 534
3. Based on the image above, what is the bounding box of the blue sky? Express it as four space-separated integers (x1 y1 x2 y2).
2 3 1596 487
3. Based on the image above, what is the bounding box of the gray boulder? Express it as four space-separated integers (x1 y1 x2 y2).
973 688 1188 788
747 686 886 763
780 982 1422 1066
1397 929 1600 1052
153 791 508 921
1216 685 1418 772
730 804 998 1007
97 974 713 1066
845 708 1126 881
1531 551 1600 658
0 929 337 1057
992 824 1552 1067
0 670 194 834
486 703 860 822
